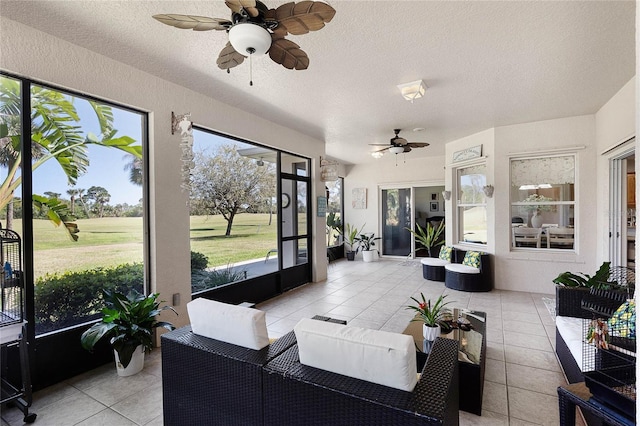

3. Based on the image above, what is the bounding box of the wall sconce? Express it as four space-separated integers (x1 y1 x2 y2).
442 190 451 201
483 185 494 198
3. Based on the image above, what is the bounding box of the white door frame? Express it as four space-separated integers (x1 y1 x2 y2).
607 138 635 267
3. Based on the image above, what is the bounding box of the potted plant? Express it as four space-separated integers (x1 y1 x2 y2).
340 223 363 261
326 211 343 246
354 232 381 262
406 293 452 341
553 262 620 318
80 289 177 376
406 220 445 257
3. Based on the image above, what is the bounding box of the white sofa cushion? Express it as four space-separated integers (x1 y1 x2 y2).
187 298 269 350
294 318 417 392
420 258 449 267
445 263 480 274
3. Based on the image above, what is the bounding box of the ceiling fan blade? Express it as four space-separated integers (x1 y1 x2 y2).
391 136 408 145
269 37 309 70
403 146 412 153
152 14 231 31
374 147 390 153
225 0 259 18
407 142 430 148
217 42 246 70
368 143 391 146
273 1 336 35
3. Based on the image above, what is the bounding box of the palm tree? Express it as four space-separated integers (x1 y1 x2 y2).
0 77 142 239
123 154 142 186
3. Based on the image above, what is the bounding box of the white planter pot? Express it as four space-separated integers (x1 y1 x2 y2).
362 250 376 262
422 324 440 341
531 212 544 228
114 345 145 377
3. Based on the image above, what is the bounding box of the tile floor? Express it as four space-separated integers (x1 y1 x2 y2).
1 258 583 426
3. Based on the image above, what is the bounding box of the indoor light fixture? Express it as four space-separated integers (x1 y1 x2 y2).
371 151 384 159
442 190 451 201
483 185 494 198
397 79 427 103
256 157 264 167
389 146 405 155
228 23 272 86
228 23 272 56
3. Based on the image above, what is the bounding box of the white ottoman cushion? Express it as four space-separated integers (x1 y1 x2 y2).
445 263 481 274
556 316 593 371
294 318 417 392
420 258 449 267
187 298 269 350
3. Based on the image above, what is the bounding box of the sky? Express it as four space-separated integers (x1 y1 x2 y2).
28 97 144 205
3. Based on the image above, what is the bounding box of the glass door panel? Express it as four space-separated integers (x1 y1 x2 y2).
382 188 412 256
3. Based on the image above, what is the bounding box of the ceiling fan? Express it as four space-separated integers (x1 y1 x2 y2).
370 129 430 155
153 0 336 84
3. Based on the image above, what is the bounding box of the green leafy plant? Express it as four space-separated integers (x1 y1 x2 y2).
521 194 554 213
326 211 343 245
340 223 364 253
80 289 177 368
406 293 452 327
406 221 445 257
552 262 616 289
191 250 209 271
191 265 247 293
354 232 381 253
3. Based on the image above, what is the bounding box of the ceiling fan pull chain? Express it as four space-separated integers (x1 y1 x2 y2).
248 48 255 86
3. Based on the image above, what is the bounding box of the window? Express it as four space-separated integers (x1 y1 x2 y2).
510 155 576 250
456 163 487 245
325 178 343 247
0 74 147 335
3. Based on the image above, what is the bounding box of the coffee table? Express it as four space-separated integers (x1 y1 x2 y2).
403 308 487 415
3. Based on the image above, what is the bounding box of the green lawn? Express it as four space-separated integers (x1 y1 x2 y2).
21 214 278 278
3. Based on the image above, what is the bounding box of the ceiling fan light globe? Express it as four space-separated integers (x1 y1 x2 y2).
389 146 405 155
229 23 271 56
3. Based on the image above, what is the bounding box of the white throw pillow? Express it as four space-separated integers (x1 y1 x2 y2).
294 318 417 392
187 298 269 350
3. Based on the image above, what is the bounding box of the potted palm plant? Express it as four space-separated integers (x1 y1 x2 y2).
80 289 177 376
354 232 381 262
341 223 363 261
406 220 445 257
406 293 452 341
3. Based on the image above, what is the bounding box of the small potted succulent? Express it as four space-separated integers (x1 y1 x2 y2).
406 293 452 341
80 289 177 376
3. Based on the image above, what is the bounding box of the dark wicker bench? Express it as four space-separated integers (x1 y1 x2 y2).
161 326 296 426
444 251 492 292
262 337 460 425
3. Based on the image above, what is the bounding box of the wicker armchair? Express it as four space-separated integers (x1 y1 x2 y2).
161 326 296 426
262 337 459 426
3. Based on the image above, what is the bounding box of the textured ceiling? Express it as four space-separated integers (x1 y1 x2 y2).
0 1 635 165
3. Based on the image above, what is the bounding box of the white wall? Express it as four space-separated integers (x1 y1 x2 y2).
343 154 446 256
0 17 327 329
493 115 597 294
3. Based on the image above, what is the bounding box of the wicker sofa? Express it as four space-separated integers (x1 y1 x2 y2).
162 323 460 426
263 336 460 426
444 250 492 292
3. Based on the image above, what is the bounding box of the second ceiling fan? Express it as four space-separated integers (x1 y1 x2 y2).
370 129 430 154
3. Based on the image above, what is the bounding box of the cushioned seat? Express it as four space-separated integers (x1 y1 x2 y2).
444 251 492 292
420 246 453 281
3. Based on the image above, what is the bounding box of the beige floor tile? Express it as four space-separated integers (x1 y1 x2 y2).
502 319 547 337
459 409 509 425
504 345 561 372
503 330 553 352
485 341 505 361
508 387 559 425
21 392 106 426
502 311 544 324
111 385 163 426
485 358 506 384
481 380 508 415
506 363 566 396
75 408 137 425
82 370 159 406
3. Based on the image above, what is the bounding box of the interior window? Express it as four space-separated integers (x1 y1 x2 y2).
510 155 576 250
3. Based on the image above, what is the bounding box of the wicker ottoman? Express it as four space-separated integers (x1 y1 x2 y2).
420 258 448 281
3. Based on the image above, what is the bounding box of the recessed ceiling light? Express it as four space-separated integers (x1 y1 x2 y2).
413 127 425 132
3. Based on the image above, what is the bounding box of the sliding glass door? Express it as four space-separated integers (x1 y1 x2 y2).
381 188 412 256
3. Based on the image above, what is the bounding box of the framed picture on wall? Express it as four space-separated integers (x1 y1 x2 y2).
430 201 438 212
431 193 438 201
